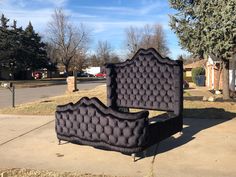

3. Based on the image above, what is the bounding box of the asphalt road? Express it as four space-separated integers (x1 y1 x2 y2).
0 80 106 109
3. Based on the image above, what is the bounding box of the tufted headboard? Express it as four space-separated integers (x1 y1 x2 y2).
106 48 183 116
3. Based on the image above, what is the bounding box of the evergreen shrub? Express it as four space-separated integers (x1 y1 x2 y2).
192 67 205 84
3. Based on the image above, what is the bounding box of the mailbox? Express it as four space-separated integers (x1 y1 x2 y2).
1 82 15 107
1 82 13 88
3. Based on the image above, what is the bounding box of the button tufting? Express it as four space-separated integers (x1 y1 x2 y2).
55 48 183 154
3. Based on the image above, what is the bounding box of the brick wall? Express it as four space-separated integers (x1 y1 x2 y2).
214 66 223 90
206 64 223 90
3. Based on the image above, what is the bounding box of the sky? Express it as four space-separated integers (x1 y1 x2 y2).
0 0 189 59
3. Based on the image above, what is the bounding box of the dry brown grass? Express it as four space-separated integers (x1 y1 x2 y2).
0 85 235 119
0 85 107 115
0 168 122 177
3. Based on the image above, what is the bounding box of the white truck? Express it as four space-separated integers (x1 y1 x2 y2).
85 67 101 76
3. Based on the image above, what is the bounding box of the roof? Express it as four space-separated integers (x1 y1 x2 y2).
184 59 207 69
209 54 221 61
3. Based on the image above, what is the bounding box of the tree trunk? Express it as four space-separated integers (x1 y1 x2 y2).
64 64 69 76
215 62 222 91
223 60 230 100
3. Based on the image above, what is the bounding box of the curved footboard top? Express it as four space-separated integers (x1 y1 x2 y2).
55 97 150 153
56 97 149 120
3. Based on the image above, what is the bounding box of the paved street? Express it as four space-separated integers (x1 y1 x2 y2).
0 80 105 108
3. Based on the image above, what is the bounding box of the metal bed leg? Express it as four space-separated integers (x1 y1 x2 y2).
58 139 61 145
131 153 136 162
143 150 147 158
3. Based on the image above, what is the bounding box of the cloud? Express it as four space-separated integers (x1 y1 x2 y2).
0 0 187 59
0 0 29 8
85 19 165 36
0 8 52 36
139 2 164 15
0 6 96 33
0 1 170 34
35 0 68 7
0 0 68 9
169 47 190 60
77 1 165 16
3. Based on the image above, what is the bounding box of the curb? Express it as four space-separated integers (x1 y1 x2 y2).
0 78 106 89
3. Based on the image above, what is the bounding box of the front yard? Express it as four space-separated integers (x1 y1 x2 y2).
0 85 235 119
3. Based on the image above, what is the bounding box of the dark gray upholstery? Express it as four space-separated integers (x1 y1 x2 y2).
56 97 150 153
55 48 183 154
106 48 183 116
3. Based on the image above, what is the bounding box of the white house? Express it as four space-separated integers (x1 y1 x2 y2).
206 54 236 91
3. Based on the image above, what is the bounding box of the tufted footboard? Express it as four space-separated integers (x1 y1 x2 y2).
55 48 183 159
55 97 150 154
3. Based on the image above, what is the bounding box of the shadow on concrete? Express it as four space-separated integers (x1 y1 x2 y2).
184 96 203 101
40 100 53 103
183 107 236 119
214 97 236 103
78 80 106 84
184 87 195 90
184 96 236 102
135 108 235 161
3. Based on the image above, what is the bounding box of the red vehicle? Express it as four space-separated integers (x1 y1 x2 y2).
95 73 106 78
32 72 43 79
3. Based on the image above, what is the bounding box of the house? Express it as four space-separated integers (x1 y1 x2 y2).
205 55 236 91
184 59 206 82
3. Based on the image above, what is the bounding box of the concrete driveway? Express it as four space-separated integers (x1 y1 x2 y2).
0 114 235 177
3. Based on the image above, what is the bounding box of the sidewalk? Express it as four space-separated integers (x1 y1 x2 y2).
0 114 235 177
186 84 214 98
0 115 54 146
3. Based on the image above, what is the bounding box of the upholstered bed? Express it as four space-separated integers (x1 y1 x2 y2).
55 48 183 159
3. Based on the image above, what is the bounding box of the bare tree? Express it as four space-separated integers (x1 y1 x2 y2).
46 42 59 65
125 24 170 58
71 49 88 72
47 9 90 74
93 40 121 66
87 54 100 67
152 24 169 57
109 53 120 64
140 24 153 49
125 26 141 58
177 54 195 64
96 40 112 66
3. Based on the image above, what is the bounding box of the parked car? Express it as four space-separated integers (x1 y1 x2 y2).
59 71 67 77
77 72 94 77
32 72 42 79
95 73 106 78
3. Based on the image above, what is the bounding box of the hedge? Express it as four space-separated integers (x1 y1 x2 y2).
191 67 205 84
